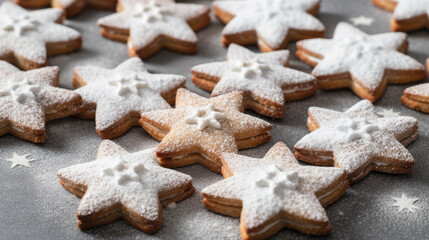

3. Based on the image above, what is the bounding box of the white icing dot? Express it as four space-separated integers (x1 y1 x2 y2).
101 157 145 185
185 103 227 130
231 58 270 78
108 73 148 96
132 0 169 23
2 14 39 36
253 165 299 197
0 78 41 104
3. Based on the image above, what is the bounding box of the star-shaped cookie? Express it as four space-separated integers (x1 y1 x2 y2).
0 61 83 143
372 0 429 32
191 44 317 118
305 100 418 147
139 88 272 173
97 0 210 59
0 2 82 70
57 140 195 233
213 0 324 52
73 57 185 139
202 142 348 239
14 0 118 17
294 101 417 183
296 22 426 102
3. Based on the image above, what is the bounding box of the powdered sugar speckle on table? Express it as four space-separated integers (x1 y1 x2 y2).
0 0 428 239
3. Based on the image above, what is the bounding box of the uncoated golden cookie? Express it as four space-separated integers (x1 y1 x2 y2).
213 0 324 52
97 0 210 59
296 22 426 102
140 88 272 173
72 57 185 139
294 100 418 183
0 2 82 70
0 61 83 143
191 44 317 118
14 0 117 17
202 142 349 239
57 140 195 233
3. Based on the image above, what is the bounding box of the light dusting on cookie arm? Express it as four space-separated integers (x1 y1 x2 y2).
29 8 64 22
97 12 132 31
191 62 232 79
296 38 333 64
172 2 210 23
227 44 290 66
393 0 429 21
369 32 407 51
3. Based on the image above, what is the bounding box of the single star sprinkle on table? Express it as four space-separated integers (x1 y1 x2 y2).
391 193 420 213
378 108 401 118
5 153 35 168
349 16 374 26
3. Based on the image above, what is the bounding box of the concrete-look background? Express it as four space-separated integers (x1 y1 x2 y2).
0 0 427 239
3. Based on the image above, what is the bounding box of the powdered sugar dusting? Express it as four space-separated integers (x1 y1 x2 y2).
98 0 209 50
141 89 271 166
57 140 194 223
0 61 82 135
203 142 346 231
295 102 416 180
74 57 185 132
394 0 429 21
405 83 429 98
0 2 81 65
192 44 316 107
302 22 424 91
308 100 418 144
214 0 324 49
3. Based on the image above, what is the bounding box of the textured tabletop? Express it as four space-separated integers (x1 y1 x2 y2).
0 0 428 239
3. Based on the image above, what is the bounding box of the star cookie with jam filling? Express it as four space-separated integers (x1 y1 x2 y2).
139 88 272 173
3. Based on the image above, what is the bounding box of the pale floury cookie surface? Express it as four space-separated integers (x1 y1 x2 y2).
296 22 426 102
97 0 210 59
73 57 185 139
372 0 429 31
294 100 418 183
140 88 272 173
57 140 195 233
0 61 83 143
14 0 118 17
0 2 82 70
401 81 429 113
191 44 317 118
213 0 324 52
202 142 348 239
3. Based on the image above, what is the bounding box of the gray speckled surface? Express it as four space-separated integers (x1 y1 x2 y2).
0 0 428 239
